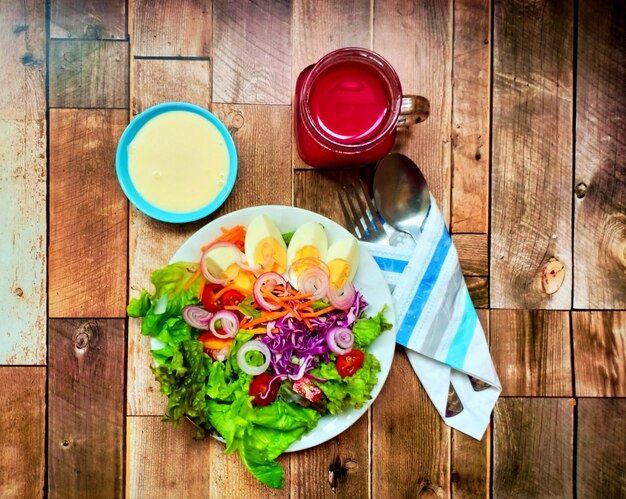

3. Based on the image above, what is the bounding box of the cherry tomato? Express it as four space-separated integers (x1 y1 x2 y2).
336 350 365 378
249 373 280 406
201 283 224 312
221 289 245 307
292 378 323 402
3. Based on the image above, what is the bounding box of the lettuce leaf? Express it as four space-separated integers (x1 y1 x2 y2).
352 306 393 347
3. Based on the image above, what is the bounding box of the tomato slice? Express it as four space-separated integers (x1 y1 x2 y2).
201 283 224 312
221 289 245 307
292 378 323 402
249 373 280 406
336 350 365 378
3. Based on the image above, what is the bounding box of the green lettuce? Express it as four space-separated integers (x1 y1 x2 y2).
352 306 393 347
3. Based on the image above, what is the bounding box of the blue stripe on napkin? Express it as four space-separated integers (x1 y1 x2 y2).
396 230 452 346
373 255 408 274
445 291 477 368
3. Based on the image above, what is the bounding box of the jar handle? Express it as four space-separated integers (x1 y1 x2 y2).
397 95 430 128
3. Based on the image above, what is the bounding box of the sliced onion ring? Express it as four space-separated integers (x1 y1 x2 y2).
253 272 287 311
237 340 271 376
327 282 356 310
326 326 354 355
200 242 240 284
182 305 213 330
297 265 329 300
287 256 330 276
209 310 240 338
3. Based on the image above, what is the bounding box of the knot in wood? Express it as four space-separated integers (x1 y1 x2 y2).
327 455 347 490
416 479 444 498
73 322 96 351
575 182 588 198
14 287 24 297
540 258 565 295
225 110 244 133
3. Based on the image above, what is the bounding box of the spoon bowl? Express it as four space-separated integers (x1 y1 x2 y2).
373 153 431 241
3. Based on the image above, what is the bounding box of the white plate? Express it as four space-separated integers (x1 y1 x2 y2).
155 205 397 452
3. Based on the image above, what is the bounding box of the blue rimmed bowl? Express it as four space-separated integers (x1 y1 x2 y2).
116 102 238 223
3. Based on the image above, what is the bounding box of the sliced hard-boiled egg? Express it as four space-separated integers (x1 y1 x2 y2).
244 214 288 274
326 237 359 289
286 222 328 287
203 245 245 279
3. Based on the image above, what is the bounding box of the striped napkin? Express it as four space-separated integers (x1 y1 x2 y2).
362 198 501 439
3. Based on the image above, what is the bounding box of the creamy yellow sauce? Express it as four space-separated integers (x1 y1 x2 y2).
128 111 230 213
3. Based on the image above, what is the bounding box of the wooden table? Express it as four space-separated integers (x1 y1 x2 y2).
1 0 625 497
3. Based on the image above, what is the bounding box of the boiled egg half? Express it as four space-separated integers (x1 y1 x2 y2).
244 214 288 274
326 237 359 289
286 222 328 287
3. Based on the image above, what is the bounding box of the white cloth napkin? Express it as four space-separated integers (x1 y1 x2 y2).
362 197 501 439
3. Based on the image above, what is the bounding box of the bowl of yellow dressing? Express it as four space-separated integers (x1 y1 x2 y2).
116 102 237 223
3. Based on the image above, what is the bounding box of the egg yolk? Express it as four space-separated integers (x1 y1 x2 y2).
292 245 321 275
254 237 287 274
328 258 351 289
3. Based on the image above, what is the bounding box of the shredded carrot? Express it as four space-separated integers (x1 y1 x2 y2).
196 278 206 300
212 285 236 301
242 311 288 329
249 327 267 335
301 305 337 318
184 267 202 291
224 305 240 311
302 316 312 330
275 292 313 302
200 225 246 251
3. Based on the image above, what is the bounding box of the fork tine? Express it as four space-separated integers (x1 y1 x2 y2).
338 194 359 238
358 178 385 232
342 185 367 237
351 181 377 235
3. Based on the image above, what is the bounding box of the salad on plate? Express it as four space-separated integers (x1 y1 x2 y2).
128 211 393 488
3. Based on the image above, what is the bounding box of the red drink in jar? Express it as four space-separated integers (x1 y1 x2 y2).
294 48 428 168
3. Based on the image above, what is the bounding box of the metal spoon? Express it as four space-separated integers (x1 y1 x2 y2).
373 153 431 242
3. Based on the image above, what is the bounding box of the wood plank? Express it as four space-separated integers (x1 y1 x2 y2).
0 118 47 364
491 0 574 309
48 319 125 498
0 0 46 120
288 416 369 497
132 0 211 57
49 109 128 318
49 40 129 108
212 104 292 212
466 276 488 309
127 55 213 416
372 347 450 498
127 417 211 498
451 0 490 234
212 0 291 105
374 0 452 221
452 234 488 276
574 0 626 309
577 399 626 498
491 310 571 396
572 311 626 397
493 398 573 498
291 0 371 169
0 367 45 498
451 309 490 499
51 0 126 40
132 59 211 117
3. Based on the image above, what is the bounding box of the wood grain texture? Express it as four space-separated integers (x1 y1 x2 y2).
452 234 488 277
49 109 128 318
493 398 573 498
212 104 292 212
0 367 45 498
49 40 129 108
132 0 211 57
132 59 211 116
372 348 450 498
451 426 489 499
51 0 126 40
574 0 626 309
577 399 626 498
127 417 211 498
48 319 125 498
291 0 371 169
451 0 490 233
374 0 452 221
0 118 47 364
289 392 370 498
491 310 571 396
208 440 289 498
573 311 626 397
491 0 574 309
213 0 291 104
465 276 488 309
0 0 46 121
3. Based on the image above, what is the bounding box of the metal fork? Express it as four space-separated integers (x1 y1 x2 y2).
339 179 390 244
